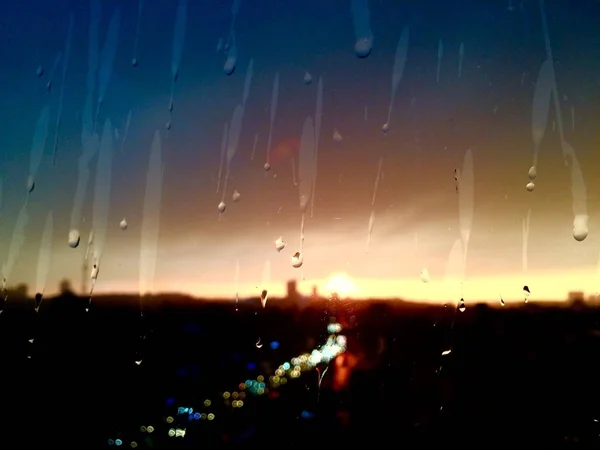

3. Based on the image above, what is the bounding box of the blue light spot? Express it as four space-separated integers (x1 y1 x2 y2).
193 412 201 420
115 439 122 446
301 410 314 419
247 362 256 370
282 362 290 370
245 379 253 386
108 439 115 446
166 397 175 406
270 341 280 350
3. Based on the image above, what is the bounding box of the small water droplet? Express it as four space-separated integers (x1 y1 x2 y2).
131 57 138 67
354 36 373 58
224 56 237 75
381 123 389 134
291 251 303 268
333 129 343 142
90 262 100 281
260 290 268 308
46 81 52 92
528 165 537 180
526 181 535 192
68 229 81 248
26 175 35 193
165 121 171 130
523 285 530 302
275 236 286 252
232 190 241 202
119 218 128 230
458 299 466 312
256 338 263 348
218 201 226 213
169 100 173 112
36 65 44 77
263 163 271 172
500 295 505 306
573 214 588 241
303 71 313 85
420 268 430 283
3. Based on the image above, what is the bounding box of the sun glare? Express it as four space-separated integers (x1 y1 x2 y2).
325 274 356 297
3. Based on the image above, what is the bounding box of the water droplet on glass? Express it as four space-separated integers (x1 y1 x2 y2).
260 289 268 308
275 236 286 252
131 57 138 67
68 229 80 248
333 129 343 142
46 81 52 92
256 338 263 348
90 263 100 280
526 182 535 192
224 56 236 75
169 100 173 112
573 214 588 242
291 251 303 268
500 295 505 306
382 123 389 134
26 175 35 193
165 121 171 130
523 285 530 302
420 268 430 283
36 65 44 77
528 165 537 180
263 163 271 172
458 299 466 312
217 202 226 213
303 71 313 85
354 36 373 58
119 218 128 230
232 190 241 202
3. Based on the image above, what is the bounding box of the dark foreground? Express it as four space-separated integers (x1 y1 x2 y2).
0 292 599 448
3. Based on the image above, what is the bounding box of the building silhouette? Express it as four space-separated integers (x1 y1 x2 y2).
286 280 298 299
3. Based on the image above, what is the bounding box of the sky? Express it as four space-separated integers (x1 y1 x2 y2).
0 0 599 304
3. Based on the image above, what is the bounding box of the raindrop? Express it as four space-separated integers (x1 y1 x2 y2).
523 285 530 302
354 36 373 58
232 190 241 202
68 229 80 248
36 65 44 77
46 81 52 92
303 71 312 85
420 268 430 283
500 295 505 306
224 56 236 75
165 121 171 130
27 176 35 193
256 338 263 348
263 163 271 172
260 289 268 308
119 218 128 230
333 129 343 142
131 57 138 67
381 123 389 134
573 214 588 242
528 166 537 180
217 202 226 213
91 262 100 281
275 236 286 252
291 251 303 268
458 298 466 312
526 182 535 192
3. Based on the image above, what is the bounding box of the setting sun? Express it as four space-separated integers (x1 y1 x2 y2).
325 274 356 297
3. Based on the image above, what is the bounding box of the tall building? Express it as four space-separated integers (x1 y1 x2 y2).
286 280 298 299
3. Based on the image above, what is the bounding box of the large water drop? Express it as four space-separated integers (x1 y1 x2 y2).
68 229 80 248
354 36 373 58
526 182 535 192
291 251 303 268
303 71 313 85
275 236 286 252
218 201 226 213
120 218 128 230
573 214 588 241
232 190 241 202
528 166 537 180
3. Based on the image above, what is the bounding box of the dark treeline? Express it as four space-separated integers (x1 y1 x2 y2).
0 290 599 448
